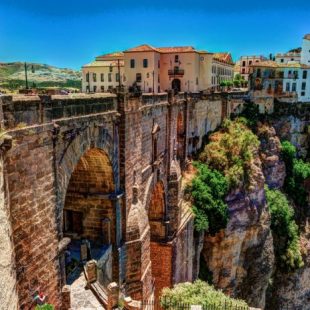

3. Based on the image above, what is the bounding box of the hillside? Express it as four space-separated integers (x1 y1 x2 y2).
0 62 82 90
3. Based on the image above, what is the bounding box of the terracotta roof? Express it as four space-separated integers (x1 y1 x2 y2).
124 44 158 53
303 34 310 40
157 46 196 53
124 44 202 54
251 61 310 69
82 60 124 68
96 52 124 60
250 60 279 68
212 52 234 65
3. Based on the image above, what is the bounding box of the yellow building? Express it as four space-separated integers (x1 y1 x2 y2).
82 52 124 93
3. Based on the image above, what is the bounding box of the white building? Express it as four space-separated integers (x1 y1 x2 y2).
82 52 124 93
275 51 301 64
282 64 310 102
301 34 310 65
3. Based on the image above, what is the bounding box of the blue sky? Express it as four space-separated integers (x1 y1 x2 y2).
0 0 309 70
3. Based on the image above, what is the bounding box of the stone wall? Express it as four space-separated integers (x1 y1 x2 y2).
0 92 235 308
0 150 19 309
4 125 61 308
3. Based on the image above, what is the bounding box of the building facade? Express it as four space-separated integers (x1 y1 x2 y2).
82 44 234 94
238 56 267 81
82 52 125 93
275 51 301 64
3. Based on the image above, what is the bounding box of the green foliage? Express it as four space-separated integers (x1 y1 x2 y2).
160 280 248 308
238 102 260 127
281 141 310 208
188 163 229 234
265 186 304 271
35 304 54 310
199 118 259 189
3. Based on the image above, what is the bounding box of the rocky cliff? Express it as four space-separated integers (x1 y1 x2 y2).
199 119 310 309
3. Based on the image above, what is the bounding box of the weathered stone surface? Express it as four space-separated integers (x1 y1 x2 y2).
257 123 286 189
202 154 275 309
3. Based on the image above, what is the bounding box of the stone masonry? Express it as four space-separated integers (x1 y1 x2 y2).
0 91 233 308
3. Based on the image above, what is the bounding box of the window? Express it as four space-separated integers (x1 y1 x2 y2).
108 73 112 82
196 77 198 85
101 73 104 82
301 91 305 96
286 82 290 92
303 70 307 79
249 61 252 65
242 68 245 74
93 85 97 92
292 83 296 92
116 73 120 82
109 66 113 73
86 72 89 82
130 59 135 68
146 73 150 78
302 82 306 90
101 86 104 92
242 61 246 66
158 60 160 68
291 58 294 61
175 55 179 63
143 59 148 68
281 59 284 63
93 73 97 82
136 73 142 82
86 85 89 92
158 74 160 83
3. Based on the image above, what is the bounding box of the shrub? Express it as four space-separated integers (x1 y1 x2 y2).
281 141 310 208
265 186 304 271
188 163 229 234
160 280 248 308
199 118 259 189
35 305 54 310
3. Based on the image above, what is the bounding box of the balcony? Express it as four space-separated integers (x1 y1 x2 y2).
168 69 185 76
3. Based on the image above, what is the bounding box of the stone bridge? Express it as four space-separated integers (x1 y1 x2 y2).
0 91 243 309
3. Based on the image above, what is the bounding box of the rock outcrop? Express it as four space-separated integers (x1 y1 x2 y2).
256 123 286 189
202 153 275 309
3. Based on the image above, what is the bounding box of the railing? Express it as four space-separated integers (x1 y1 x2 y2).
139 297 249 310
142 93 168 105
168 69 185 76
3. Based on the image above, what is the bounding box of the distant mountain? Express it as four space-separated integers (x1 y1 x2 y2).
0 62 82 90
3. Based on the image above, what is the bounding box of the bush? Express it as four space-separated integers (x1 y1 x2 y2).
281 141 310 208
265 186 304 271
35 305 54 310
188 163 229 234
160 280 248 309
199 118 259 189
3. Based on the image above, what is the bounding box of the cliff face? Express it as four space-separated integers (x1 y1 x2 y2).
257 123 286 189
266 229 310 310
202 152 275 309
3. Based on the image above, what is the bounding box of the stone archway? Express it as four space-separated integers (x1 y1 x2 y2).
63 147 117 288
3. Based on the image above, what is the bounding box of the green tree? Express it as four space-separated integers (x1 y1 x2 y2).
187 163 229 234
265 186 303 271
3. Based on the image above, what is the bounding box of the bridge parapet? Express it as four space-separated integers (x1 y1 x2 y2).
0 93 117 129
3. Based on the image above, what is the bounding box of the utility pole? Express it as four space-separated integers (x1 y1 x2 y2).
24 62 29 89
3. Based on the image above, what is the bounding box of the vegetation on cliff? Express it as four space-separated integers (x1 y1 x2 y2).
265 186 303 271
186 163 229 234
281 140 310 209
160 280 248 309
199 118 260 189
